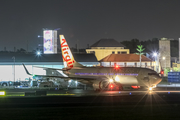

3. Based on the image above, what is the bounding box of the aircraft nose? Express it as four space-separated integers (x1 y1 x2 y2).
149 74 162 86
155 75 162 84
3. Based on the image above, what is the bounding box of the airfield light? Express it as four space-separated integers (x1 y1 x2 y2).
109 79 113 83
0 91 5 96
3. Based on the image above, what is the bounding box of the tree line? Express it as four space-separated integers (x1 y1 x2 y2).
120 38 179 57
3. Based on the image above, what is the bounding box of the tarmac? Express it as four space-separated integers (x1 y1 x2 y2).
1 89 180 119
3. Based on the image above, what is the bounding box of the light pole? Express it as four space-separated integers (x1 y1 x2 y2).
12 56 15 83
37 35 43 50
163 57 166 75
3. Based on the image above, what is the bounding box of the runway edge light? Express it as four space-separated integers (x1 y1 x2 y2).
0 91 5 96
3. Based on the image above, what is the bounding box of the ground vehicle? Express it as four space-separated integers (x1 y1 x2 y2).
38 81 54 87
0 81 13 86
0 81 27 87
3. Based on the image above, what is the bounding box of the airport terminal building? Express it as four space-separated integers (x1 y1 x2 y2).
0 53 99 82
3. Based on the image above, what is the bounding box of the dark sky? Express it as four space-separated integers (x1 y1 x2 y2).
1 0 180 51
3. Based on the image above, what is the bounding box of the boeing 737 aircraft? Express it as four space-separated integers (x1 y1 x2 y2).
23 35 162 91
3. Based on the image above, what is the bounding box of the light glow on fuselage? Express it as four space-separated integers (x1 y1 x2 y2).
149 87 152 91
115 76 120 82
109 79 113 82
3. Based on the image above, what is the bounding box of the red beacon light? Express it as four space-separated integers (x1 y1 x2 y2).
160 70 164 75
160 70 164 77
114 65 120 70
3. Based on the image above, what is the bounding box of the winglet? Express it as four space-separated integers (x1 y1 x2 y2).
22 64 32 75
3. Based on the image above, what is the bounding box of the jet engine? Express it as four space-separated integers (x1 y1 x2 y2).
92 80 109 91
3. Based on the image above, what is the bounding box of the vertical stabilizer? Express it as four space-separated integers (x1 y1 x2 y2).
60 35 83 69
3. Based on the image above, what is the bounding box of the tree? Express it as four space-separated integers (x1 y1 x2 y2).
17 48 26 53
121 39 140 53
136 45 145 67
164 68 170 76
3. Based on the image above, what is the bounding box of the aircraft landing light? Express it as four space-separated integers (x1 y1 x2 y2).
149 87 152 91
109 79 113 83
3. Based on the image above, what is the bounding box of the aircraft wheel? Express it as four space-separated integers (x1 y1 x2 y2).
119 86 123 91
95 89 101 92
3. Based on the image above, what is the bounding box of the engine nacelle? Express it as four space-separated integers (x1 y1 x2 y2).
92 80 109 90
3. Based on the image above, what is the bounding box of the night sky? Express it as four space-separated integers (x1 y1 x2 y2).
1 0 180 51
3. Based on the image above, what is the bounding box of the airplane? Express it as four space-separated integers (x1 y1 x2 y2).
23 35 162 91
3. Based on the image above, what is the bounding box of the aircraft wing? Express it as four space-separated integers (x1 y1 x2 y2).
22 64 96 81
33 66 86 71
32 66 66 71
